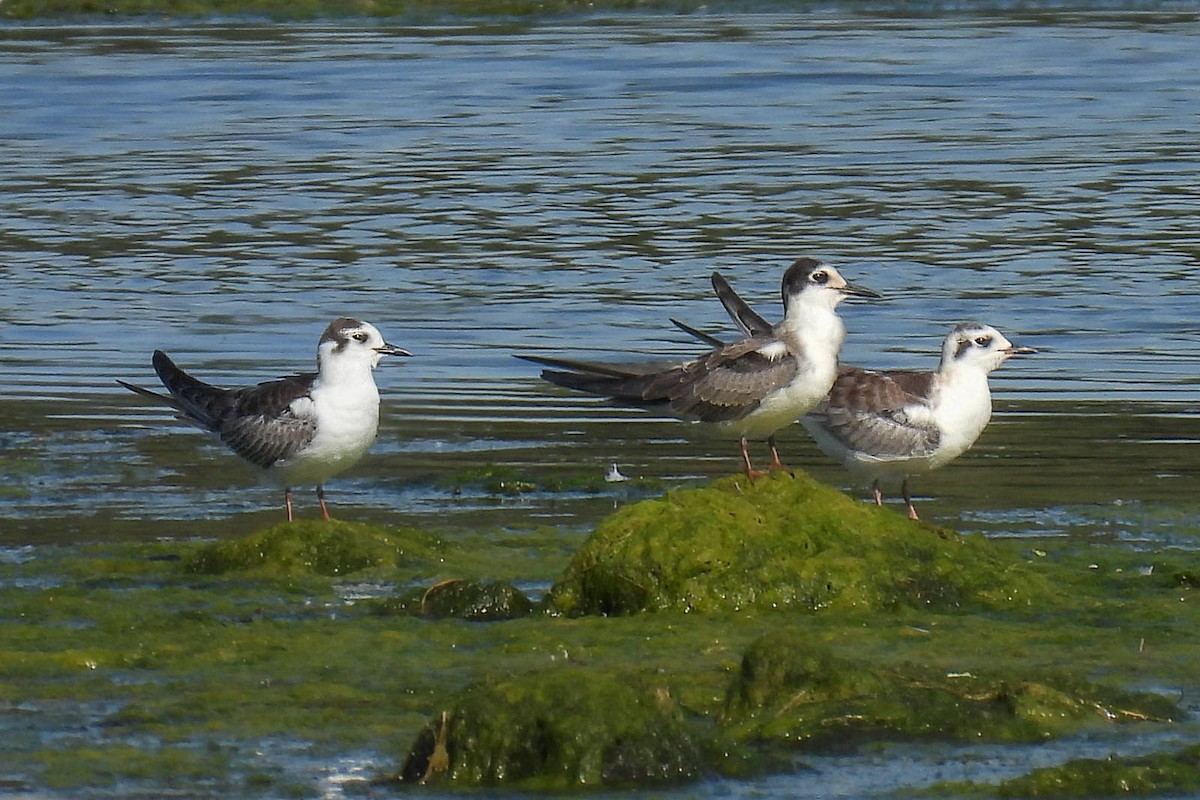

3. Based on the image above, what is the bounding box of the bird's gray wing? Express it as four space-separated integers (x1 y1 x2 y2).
711 272 773 337
809 366 940 459
119 350 238 434
669 318 726 349
120 350 321 469
216 375 320 468
516 353 682 406
647 335 800 423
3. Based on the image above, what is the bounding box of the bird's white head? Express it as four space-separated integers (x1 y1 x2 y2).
780 257 880 318
317 318 411 375
940 322 1036 374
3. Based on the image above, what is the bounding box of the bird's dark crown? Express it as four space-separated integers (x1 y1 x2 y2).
319 317 368 350
780 257 829 305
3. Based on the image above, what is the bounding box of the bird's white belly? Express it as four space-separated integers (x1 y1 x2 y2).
276 384 380 487
720 355 835 440
835 379 992 482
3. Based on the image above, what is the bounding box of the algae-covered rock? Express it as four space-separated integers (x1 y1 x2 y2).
722 629 1179 748
185 519 438 577
372 579 534 621
991 743 1200 797
398 668 705 789
547 472 1050 615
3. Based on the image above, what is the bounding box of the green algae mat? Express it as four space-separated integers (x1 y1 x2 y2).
2 473 1198 797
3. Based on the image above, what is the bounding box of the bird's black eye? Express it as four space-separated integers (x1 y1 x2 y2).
811 271 829 285
352 332 368 342
975 336 992 347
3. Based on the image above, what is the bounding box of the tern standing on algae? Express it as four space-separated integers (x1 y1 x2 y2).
680 274 1036 519
520 257 879 477
120 317 410 521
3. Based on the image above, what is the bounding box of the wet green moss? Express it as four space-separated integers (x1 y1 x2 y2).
2 478 1199 796
721 629 1178 749
36 743 234 790
548 472 1053 615
372 579 534 621
993 743 1200 797
184 519 440 577
397 667 707 790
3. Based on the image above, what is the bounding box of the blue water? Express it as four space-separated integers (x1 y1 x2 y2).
3 7 1200 800
0 8 1198 534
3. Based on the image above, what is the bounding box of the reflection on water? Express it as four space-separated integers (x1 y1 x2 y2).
1 10 1199 543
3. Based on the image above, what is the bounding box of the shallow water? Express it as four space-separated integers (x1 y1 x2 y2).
3 7 1200 544
1 8 1200 797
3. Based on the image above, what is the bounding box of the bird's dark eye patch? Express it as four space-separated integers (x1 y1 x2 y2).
811 271 829 285
352 332 368 342
974 336 992 347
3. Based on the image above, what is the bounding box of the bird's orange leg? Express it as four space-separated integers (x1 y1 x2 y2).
740 437 766 479
316 485 332 521
767 436 790 472
284 488 295 522
901 479 920 520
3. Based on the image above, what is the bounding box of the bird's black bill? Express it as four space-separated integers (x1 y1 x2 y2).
841 282 882 300
376 343 413 357
1005 345 1038 355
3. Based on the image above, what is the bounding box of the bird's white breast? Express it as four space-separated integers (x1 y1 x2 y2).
277 373 381 486
924 368 993 469
810 367 994 483
725 310 844 439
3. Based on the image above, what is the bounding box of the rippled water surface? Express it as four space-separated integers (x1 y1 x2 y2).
2 9 1199 541
3 7 1200 799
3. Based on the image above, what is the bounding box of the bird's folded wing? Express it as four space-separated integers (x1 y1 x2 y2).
811 367 940 459
650 336 799 423
217 375 319 468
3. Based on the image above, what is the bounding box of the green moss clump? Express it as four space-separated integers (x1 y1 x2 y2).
722 629 1179 748
184 519 439 577
991 744 1200 797
397 668 706 790
37 743 232 790
372 579 534 621
547 472 1052 615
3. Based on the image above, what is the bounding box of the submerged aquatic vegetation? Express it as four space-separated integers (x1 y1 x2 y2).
722 629 1179 749
928 743 1200 797
0 474 1198 796
993 743 1200 797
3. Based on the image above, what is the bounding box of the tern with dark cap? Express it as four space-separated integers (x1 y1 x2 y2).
674 289 1035 518
119 317 411 521
519 257 880 477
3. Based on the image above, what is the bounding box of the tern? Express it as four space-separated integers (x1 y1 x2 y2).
519 257 879 477
801 322 1036 519
119 317 410 521
674 288 1035 518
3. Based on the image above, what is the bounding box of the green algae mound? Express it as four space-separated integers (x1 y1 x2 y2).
398 668 706 790
723 629 1179 748
372 579 534 621
393 629 1182 790
185 519 439 577
989 743 1200 797
547 472 1051 615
